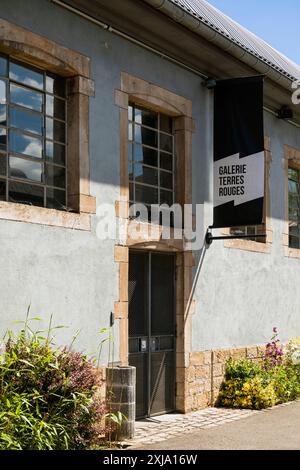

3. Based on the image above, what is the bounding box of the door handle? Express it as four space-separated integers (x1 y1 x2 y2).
139 338 147 352
150 337 159 352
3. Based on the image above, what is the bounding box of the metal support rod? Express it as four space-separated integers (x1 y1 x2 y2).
147 252 151 418
206 232 267 245
184 230 209 324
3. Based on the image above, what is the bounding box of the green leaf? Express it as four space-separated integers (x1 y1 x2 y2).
19 359 34 368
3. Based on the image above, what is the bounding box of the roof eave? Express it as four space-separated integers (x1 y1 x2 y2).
143 0 295 92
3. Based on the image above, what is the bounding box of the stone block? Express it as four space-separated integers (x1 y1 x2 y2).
176 382 185 398
257 345 265 357
186 366 195 382
212 376 224 389
212 363 223 377
246 346 258 358
194 392 211 409
176 396 185 413
114 301 128 319
176 367 186 383
114 245 129 263
231 347 247 360
189 383 205 395
190 351 208 366
194 365 210 380
176 352 190 368
213 349 231 364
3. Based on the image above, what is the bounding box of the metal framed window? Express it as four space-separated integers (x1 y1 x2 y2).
0 54 67 210
128 104 175 219
230 224 265 242
288 166 300 249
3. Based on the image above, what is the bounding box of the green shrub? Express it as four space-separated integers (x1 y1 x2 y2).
217 355 300 410
0 322 106 450
225 358 261 381
285 337 300 366
266 364 300 404
217 376 276 410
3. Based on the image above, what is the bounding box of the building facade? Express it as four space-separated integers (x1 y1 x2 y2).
0 0 300 418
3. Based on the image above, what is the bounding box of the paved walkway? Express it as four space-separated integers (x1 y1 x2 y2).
126 407 257 447
128 401 300 450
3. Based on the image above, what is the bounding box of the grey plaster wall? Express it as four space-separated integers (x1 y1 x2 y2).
0 0 204 360
192 111 300 351
0 0 299 358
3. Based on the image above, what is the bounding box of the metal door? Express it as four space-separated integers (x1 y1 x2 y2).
128 251 176 418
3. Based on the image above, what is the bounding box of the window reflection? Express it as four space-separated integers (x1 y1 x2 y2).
135 184 158 205
134 125 157 148
129 104 175 218
0 57 7 77
46 141 65 166
0 128 6 151
160 151 172 171
0 154 6 176
288 167 300 249
46 95 65 120
134 107 158 129
160 133 173 153
0 104 6 126
45 75 65 97
9 181 44 206
46 118 65 143
10 130 42 158
1 57 67 210
10 107 43 135
10 62 43 90
160 171 173 190
46 188 66 209
160 114 172 134
0 180 5 200
0 79 6 104
134 164 158 186
10 83 43 112
133 145 158 167
160 189 173 206
46 164 65 188
9 156 43 182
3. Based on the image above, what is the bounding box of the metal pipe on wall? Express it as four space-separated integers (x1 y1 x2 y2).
50 0 300 129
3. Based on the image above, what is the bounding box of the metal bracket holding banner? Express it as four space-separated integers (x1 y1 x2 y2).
205 230 266 246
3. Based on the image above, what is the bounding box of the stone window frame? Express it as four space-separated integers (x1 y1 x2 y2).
0 18 96 230
114 72 196 412
283 144 300 259
223 136 273 253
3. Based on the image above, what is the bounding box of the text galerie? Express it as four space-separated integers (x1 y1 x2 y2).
218 163 246 197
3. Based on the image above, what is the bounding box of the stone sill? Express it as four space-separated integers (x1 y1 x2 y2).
224 239 272 254
284 246 300 259
0 201 91 231
127 219 184 252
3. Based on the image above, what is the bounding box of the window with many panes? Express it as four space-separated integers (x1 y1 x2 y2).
288 166 300 249
230 224 266 242
0 55 67 210
128 104 174 220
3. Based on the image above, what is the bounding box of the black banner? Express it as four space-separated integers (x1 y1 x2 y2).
213 76 264 228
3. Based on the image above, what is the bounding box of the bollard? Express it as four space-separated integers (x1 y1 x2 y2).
106 366 136 440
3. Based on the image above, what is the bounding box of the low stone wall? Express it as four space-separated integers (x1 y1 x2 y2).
183 345 265 412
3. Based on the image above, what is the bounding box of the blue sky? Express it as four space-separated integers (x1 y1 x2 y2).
207 0 300 64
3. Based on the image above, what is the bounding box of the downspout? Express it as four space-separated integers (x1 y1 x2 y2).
143 0 294 92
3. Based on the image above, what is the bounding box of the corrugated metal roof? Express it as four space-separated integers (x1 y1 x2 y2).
169 0 300 81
